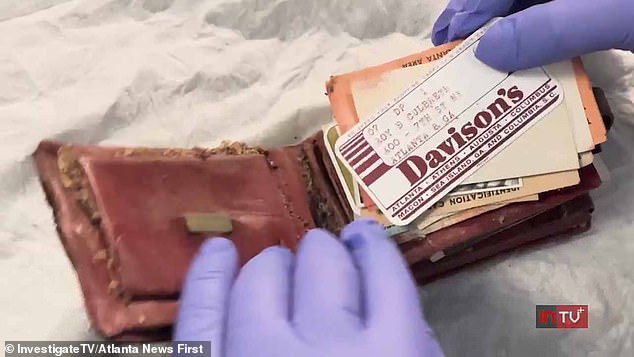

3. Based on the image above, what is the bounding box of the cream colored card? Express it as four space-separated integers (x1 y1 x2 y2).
419 202 507 235
359 184 538 225
323 122 533 217
322 123 361 215
361 168 579 228
408 211 454 230
579 151 594 167
351 61 582 184
419 168 580 217
360 190 535 227
546 61 595 153
424 193 538 219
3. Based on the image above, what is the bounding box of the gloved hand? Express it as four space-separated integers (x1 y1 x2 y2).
174 219 443 357
432 0 634 72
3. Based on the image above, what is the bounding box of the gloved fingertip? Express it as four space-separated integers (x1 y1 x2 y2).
475 18 520 72
431 27 449 46
340 218 387 249
296 228 342 256
199 237 236 256
186 238 238 282
446 12 470 41
175 238 238 343
431 8 455 45
303 227 337 242
424 340 446 357
263 243 292 253
240 245 293 275
447 11 497 42
252 245 292 263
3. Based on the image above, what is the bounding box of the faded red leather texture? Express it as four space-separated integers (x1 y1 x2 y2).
33 132 600 340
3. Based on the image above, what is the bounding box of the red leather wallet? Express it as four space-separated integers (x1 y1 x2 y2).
30 81 612 342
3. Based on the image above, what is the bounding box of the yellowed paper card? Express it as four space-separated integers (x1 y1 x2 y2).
579 151 594 167
362 167 579 227
546 61 595 152
426 169 580 215
351 61 582 184
419 203 507 235
361 192 535 227
322 123 360 214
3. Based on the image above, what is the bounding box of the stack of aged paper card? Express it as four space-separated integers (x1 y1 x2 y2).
324 23 608 252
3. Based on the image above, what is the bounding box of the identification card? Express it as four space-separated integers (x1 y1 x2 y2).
334 20 564 225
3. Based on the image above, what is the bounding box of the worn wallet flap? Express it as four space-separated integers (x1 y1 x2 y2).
33 141 179 338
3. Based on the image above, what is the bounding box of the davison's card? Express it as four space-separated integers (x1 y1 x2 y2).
334 20 564 225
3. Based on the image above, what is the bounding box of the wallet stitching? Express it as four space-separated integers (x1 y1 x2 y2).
301 139 349 233
264 153 312 246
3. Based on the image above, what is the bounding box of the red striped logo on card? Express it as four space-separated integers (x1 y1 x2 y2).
339 134 390 186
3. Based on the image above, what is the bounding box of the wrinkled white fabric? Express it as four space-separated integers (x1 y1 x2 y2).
0 1 632 355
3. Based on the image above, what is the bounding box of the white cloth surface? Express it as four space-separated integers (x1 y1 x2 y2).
0 0 633 355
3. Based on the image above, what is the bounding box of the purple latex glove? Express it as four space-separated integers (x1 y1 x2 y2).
174 219 443 357
432 0 634 72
